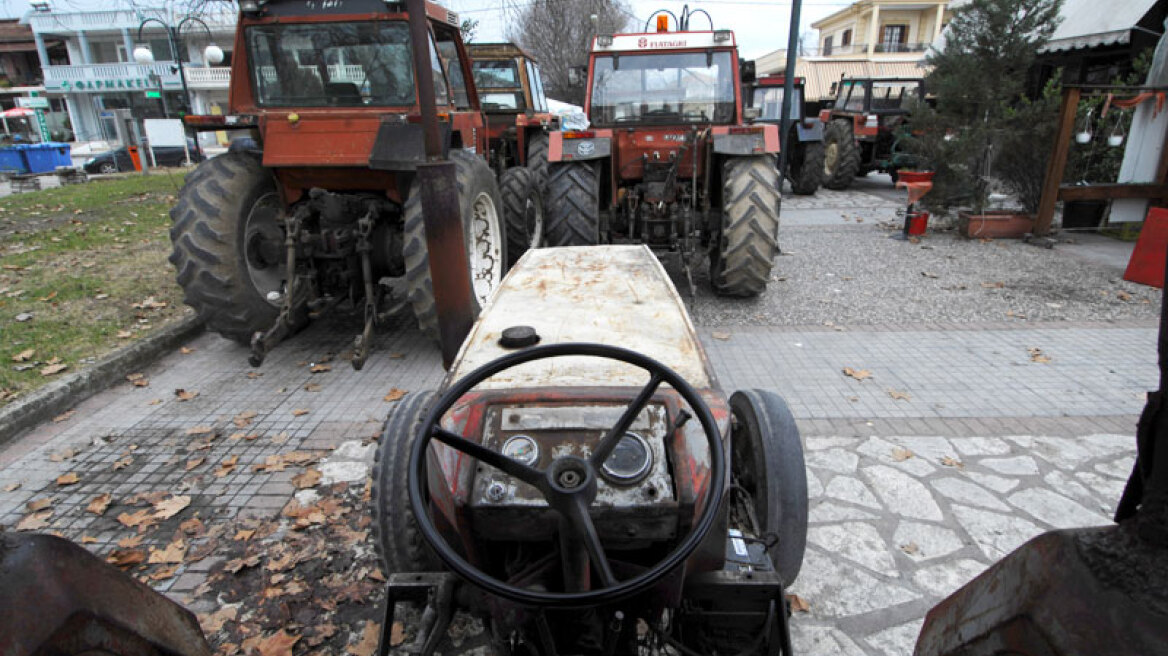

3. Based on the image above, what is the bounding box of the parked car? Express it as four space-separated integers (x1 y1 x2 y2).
83 140 204 174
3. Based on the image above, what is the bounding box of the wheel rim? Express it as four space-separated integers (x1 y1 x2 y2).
242 192 287 307
469 191 503 305
100 162 117 174
526 194 544 249
823 142 839 175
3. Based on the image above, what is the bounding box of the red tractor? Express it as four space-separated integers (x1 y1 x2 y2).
467 42 559 265
544 23 782 297
175 0 507 368
819 77 925 189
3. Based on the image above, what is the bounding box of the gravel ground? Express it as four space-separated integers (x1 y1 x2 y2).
679 222 1161 327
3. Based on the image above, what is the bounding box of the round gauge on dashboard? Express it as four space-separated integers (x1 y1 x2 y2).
501 434 540 466
601 432 653 484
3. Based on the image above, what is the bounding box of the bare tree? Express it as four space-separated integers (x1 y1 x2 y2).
506 0 633 105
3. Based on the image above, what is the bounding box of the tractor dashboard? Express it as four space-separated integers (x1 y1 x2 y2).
468 403 680 543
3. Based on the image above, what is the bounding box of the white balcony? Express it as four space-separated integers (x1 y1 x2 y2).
29 8 235 35
184 66 231 89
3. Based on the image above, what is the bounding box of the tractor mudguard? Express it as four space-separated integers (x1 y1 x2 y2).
795 120 824 142
548 131 611 162
0 533 212 656
368 119 452 171
711 124 780 155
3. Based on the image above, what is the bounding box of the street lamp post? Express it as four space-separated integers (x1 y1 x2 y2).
133 16 224 116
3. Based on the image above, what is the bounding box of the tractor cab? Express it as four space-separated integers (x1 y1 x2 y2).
741 72 826 195
819 77 925 188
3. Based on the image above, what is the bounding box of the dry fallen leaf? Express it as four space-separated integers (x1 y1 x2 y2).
52 410 75 423
233 410 257 428
254 630 299 656
117 509 157 530
153 495 191 520
941 456 965 469
1028 347 1052 364
180 346 195 354
215 455 239 478
117 330 133 339
892 447 914 462
711 331 732 340
350 621 381 656
787 593 811 613
304 383 321 392
174 388 199 401
56 472 80 486
86 493 112 515
16 510 52 531
292 468 322 489
3 482 21 492
80 535 97 544
49 448 77 462
117 534 144 548
113 456 133 470
247 371 263 379
148 539 187 564
26 497 52 512
234 528 255 541
147 565 180 581
225 554 262 573
888 389 912 401
180 517 205 535
106 548 146 568
185 457 206 471
270 431 289 445
900 542 920 555
291 408 310 417
980 281 1005 289
186 425 214 436
198 607 238 634
842 367 872 381
40 363 67 377
309 363 331 374
1118 291 1133 302
11 348 34 362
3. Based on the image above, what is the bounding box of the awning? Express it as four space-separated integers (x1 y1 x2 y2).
1038 0 1160 53
0 107 34 118
775 59 931 100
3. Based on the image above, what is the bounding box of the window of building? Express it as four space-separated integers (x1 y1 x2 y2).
881 25 908 52
841 29 852 47
90 41 121 64
823 35 833 56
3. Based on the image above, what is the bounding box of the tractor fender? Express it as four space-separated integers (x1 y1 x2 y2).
710 123 780 155
548 130 612 162
794 120 824 142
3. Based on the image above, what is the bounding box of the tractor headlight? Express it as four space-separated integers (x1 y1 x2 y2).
501 434 540 467
600 432 652 484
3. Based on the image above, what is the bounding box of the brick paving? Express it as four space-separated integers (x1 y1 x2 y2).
0 176 1153 653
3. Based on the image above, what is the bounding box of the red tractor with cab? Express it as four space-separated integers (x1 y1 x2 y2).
175 0 507 368
544 21 783 297
819 76 925 189
741 71 825 195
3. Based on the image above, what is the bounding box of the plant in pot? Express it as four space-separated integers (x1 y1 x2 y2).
903 0 1063 237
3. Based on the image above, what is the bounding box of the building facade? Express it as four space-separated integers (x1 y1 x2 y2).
811 0 951 60
26 6 234 145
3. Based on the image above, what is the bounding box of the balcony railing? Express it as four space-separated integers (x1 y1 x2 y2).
808 42 932 57
43 62 232 92
874 42 931 53
29 8 235 34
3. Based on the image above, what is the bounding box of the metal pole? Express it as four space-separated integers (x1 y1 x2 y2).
169 27 192 115
404 0 474 368
778 0 803 181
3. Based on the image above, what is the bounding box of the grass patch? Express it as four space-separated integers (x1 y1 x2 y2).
0 173 194 406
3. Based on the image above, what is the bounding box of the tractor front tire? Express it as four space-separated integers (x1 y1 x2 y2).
372 391 442 574
403 150 506 339
710 157 780 297
822 119 861 190
789 140 825 196
527 131 549 192
500 166 544 267
729 389 808 586
544 162 600 246
168 152 288 345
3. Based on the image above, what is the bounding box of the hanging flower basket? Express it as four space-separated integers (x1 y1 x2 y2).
958 210 1035 239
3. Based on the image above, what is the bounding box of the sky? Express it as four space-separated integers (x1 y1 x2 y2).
1 0 856 60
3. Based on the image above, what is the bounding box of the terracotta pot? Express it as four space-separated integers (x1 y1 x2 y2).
958 210 1035 239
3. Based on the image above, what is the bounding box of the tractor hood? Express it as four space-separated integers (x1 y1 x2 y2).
448 245 715 390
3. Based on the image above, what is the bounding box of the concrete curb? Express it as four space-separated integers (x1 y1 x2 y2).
0 315 205 447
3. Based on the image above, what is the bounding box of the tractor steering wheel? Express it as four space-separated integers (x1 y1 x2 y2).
408 342 726 607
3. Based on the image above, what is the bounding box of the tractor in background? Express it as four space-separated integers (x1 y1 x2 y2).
545 19 783 298
175 0 507 368
467 42 559 265
819 77 925 189
741 69 825 195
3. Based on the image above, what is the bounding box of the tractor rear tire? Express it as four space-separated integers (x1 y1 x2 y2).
729 389 808 586
500 166 544 267
789 140 824 196
710 157 780 297
168 152 289 345
822 119 861 190
544 162 600 246
403 150 506 339
527 131 549 192
372 391 442 574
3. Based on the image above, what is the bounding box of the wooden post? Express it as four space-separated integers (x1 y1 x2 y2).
1034 86 1081 236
